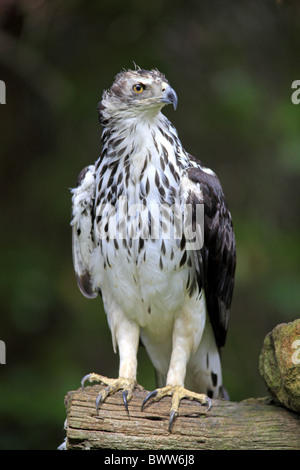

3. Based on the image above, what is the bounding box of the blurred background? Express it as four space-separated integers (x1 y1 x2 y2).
0 0 299 449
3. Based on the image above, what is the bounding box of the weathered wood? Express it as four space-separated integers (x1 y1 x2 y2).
64 385 300 450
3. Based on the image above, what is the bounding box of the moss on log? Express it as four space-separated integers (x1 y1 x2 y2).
259 319 300 413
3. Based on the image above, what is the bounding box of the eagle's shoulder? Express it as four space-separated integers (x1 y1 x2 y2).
183 154 236 348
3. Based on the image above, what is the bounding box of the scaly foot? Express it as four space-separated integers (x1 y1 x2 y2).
141 384 212 431
81 373 138 413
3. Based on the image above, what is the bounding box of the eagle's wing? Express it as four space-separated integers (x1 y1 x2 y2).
71 165 98 299
184 155 236 348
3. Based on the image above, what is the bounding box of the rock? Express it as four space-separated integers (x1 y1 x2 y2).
259 319 300 413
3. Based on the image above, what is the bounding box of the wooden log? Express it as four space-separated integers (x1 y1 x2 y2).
64 385 300 450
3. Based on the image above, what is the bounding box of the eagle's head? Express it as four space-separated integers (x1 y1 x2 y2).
98 67 178 124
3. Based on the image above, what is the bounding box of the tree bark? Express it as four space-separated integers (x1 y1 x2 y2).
64 386 300 450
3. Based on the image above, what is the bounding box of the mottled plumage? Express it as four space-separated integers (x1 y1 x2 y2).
71 67 236 429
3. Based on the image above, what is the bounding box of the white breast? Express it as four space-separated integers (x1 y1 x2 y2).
90 116 201 341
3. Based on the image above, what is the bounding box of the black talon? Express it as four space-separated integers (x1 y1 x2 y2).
168 410 177 432
122 390 129 415
81 373 91 389
95 392 103 412
205 396 212 412
141 390 158 411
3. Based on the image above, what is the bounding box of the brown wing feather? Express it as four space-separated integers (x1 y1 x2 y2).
186 155 236 348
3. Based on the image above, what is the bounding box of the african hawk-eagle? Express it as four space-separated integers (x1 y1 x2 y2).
71 67 236 430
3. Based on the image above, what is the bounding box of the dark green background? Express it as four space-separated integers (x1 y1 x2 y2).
0 0 299 449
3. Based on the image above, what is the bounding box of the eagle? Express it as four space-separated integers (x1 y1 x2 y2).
71 67 236 430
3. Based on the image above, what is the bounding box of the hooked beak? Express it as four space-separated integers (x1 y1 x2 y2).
160 86 178 110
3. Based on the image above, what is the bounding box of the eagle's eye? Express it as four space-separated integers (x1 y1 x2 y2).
132 83 145 94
